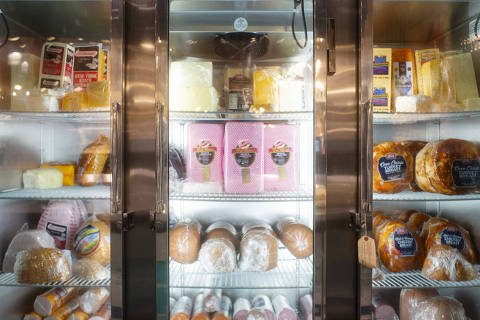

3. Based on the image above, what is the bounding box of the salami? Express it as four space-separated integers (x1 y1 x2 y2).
213 296 232 320
272 295 297 320
192 294 209 320
171 296 193 320
233 298 251 320
251 295 275 320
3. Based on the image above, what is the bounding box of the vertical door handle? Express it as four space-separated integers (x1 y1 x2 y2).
327 18 336 75
152 102 167 232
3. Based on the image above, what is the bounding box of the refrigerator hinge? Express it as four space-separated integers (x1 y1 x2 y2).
348 210 362 233
151 201 167 232
115 211 135 232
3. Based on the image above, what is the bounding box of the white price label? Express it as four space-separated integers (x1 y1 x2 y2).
234 17 248 32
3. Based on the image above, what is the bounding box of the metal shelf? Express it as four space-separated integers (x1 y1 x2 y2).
0 272 110 288
373 111 480 125
373 266 480 289
169 111 313 122
0 185 110 200
0 111 110 123
170 187 313 202
373 191 480 201
169 249 313 289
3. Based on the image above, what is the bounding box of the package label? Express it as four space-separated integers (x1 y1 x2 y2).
74 224 100 256
373 55 389 75
452 159 480 187
378 153 407 181
373 87 388 106
388 227 417 257
74 46 102 88
194 139 217 165
46 222 68 249
393 61 414 96
269 140 292 166
65 49 74 80
233 140 257 168
42 45 65 76
40 78 61 89
437 226 466 252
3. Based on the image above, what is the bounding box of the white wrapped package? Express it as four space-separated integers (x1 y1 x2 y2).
299 294 312 320
198 238 236 273
170 86 219 112
234 298 251 320
239 224 278 272
23 168 63 189
412 296 468 320
3 229 55 272
394 95 433 113
422 244 478 281
170 61 213 87
279 79 304 111
89 301 111 320
79 288 110 315
34 287 78 316
272 295 297 320
11 88 59 112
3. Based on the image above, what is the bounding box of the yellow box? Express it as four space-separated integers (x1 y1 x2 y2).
373 77 391 113
415 49 441 98
40 163 75 186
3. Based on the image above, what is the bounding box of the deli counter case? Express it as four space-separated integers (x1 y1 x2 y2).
0 0 479 319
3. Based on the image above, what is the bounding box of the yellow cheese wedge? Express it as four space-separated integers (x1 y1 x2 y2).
40 163 75 186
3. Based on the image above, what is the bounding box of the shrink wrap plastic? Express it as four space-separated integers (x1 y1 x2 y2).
73 215 110 266
213 296 232 320
272 295 297 320
45 298 80 320
372 295 399 320
422 244 478 281
200 222 237 273
171 296 193 320
34 287 78 316
77 134 111 187
192 293 208 320
169 219 201 264
251 295 274 320
252 67 281 112
3 229 55 272
276 218 313 258
14 248 72 284
405 213 430 235
412 296 468 320
89 301 111 320
234 298 251 320
399 288 439 320
373 142 413 194
72 258 110 281
68 310 89 320
299 294 312 320
79 288 110 314
204 289 222 312
239 224 278 272
86 80 110 110
24 312 43 320
399 141 427 192
23 168 63 189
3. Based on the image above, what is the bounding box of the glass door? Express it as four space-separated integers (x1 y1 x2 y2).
162 1 317 320
369 1 480 318
0 0 123 318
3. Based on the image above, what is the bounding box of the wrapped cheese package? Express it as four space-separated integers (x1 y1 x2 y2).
422 244 478 281
412 296 468 320
224 122 264 194
34 287 78 317
399 288 439 320
264 124 298 191
23 168 63 189
12 88 59 112
187 123 224 185
392 48 417 109
14 248 72 284
61 90 89 111
239 224 278 272
87 80 110 110
40 163 75 186
415 49 441 99
169 219 201 264
3 229 55 273
446 53 479 105
73 216 110 266
276 218 313 258
252 67 280 112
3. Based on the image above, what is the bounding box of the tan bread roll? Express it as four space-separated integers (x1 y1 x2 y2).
14 248 71 284
415 142 438 193
239 225 278 271
169 220 201 264
422 244 478 281
399 141 427 192
406 213 430 235
276 219 313 258
206 222 238 248
399 288 439 320
73 218 110 266
412 296 467 320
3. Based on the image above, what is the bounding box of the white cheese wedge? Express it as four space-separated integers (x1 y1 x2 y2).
23 168 63 189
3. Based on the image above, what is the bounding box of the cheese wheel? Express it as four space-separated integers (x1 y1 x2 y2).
378 220 426 272
399 289 439 320
276 219 313 258
169 220 201 264
412 296 467 320
406 213 430 235
422 244 478 281
239 227 278 271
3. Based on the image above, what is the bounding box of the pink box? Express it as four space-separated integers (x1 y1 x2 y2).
224 122 264 194
186 123 224 184
264 124 298 191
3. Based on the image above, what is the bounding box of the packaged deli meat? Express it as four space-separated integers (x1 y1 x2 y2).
192 293 208 320
251 295 275 320
412 296 468 320
372 295 399 320
397 210 417 223
418 217 448 240
373 214 392 241
233 298 251 320
276 218 313 258
89 301 111 320
399 288 439 320
72 258 110 281
422 244 478 281
170 298 177 315
77 134 111 187
3 229 55 273
199 237 236 273
39 42 74 89
406 213 430 235
169 219 201 264
377 220 426 272
73 216 110 266
299 294 312 320
24 312 43 320
373 142 414 194
204 289 222 312
213 296 232 320
79 288 110 315
239 224 278 272
272 295 297 320
171 296 193 320
45 297 80 320
424 221 476 263
34 287 78 317
247 308 268 320
399 141 427 192
14 248 72 284
206 222 238 248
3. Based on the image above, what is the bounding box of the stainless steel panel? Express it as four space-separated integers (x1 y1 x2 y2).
123 0 157 318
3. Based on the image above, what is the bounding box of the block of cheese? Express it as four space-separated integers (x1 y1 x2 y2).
40 163 75 186
170 86 219 111
279 78 304 111
463 97 480 111
61 90 88 111
373 48 392 78
415 49 441 99
23 168 63 189
87 80 110 110
11 88 59 112
395 95 433 113
392 49 417 107
253 67 280 112
373 77 391 112
446 53 479 104
170 61 213 87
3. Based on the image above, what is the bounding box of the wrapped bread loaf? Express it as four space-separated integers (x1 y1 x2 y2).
406 212 430 235
14 248 72 284
73 258 110 281
412 296 468 320
419 217 448 240
169 219 201 264
276 218 313 258
424 221 476 263
399 288 439 320
399 141 427 192
397 210 418 222
77 134 111 187
239 223 278 271
378 220 425 272
422 244 478 281
73 217 110 266
373 142 414 194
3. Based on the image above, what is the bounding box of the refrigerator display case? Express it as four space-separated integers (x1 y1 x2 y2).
368 0 480 319
0 0 124 319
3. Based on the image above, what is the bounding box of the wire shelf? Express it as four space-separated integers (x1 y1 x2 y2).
169 111 313 122
169 248 313 289
0 272 110 288
373 111 480 125
170 187 313 202
373 191 480 201
0 111 110 123
373 266 480 289
0 185 110 200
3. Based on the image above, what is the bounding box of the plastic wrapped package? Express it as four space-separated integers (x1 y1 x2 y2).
252 67 281 112
264 124 298 191
34 287 78 316
14 248 72 284
61 90 89 111
200 222 237 273
206 222 238 248
372 295 399 320
445 53 479 106
170 61 213 87
212 296 232 320
278 77 304 112
169 219 201 264
72 258 110 280
171 296 193 320
170 298 177 315
406 213 430 235
272 295 297 320
247 308 268 320
24 312 43 320
79 288 110 314
412 296 468 320
418 217 448 240
373 214 392 241
415 49 441 100
399 288 439 320
392 48 417 109
23 168 63 189
397 210 417 222
45 297 80 320
181 181 223 194
37 201 87 250
299 294 312 320
12 88 60 112
68 310 89 320
424 221 476 263
398 141 427 192
377 220 425 272
187 123 224 184
40 163 75 187
276 218 313 258
422 244 478 281
89 301 111 320
192 294 208 320
77 134 111 187
169 148 186 192
204 289 222 312
224 122 264 194
239 224 278 271
463 97 480 111
234 298 251 320
73 216 110 266
87 80 110 110
394 95 434 113
416 139 480 195
373 142 414 194
3 229 55 272
251 295 274 320
39 42 74 89
224 67 253 112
